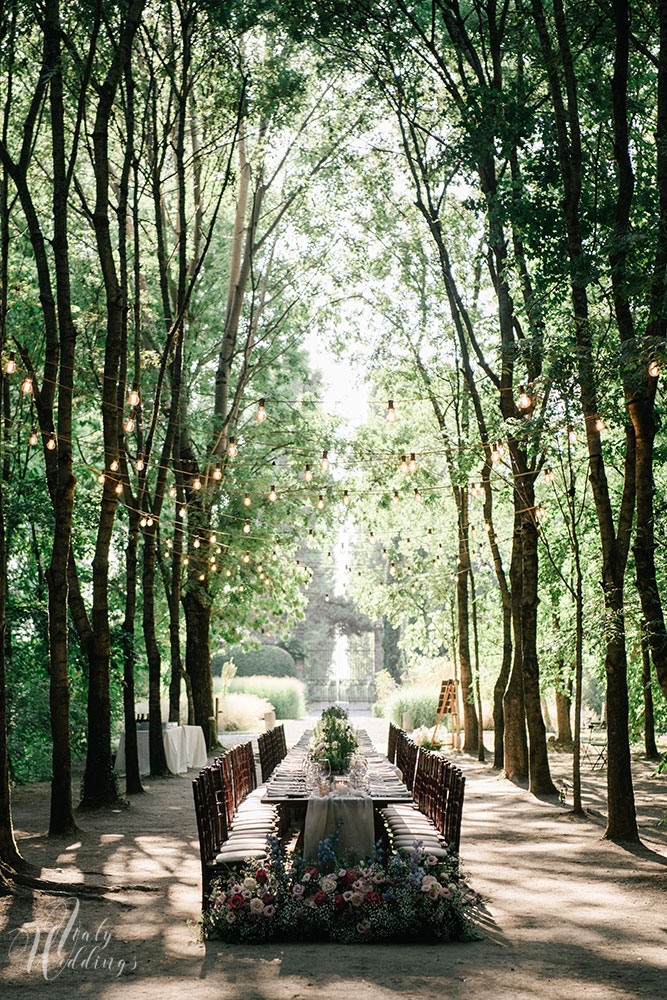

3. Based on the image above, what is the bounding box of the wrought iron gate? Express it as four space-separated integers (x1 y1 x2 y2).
304 633 376 704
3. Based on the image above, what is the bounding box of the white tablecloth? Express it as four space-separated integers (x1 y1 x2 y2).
303 788 374 864
115 725 207 777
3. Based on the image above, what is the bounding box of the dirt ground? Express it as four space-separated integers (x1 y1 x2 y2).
1 717 666 1000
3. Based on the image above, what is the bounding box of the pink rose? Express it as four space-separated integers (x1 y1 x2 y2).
228 893 245 910
292 884 305 897
343 890 354 902
426 855 439 866
225 911 236 924
263 904 275 917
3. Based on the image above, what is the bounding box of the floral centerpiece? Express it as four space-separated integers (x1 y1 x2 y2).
306 705 360 773
202 836 477 944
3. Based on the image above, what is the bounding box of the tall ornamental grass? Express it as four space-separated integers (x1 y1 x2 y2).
228 676 307 719
384 685 440 729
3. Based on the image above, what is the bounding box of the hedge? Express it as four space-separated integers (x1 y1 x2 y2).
228 675 307 719
212 644 296 678
383 685 440 729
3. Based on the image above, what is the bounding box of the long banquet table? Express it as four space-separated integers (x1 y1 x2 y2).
262 728 412 862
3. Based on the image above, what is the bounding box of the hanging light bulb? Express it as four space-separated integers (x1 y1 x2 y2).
98 472 105 484
179 506 186 518
256 398 267 422
128 387 140 407
46 433 56 450
140 516 147 527
210 554 216 564
518 384 531 409
320 450 329 472
400 454 409 473
115 482 123 495
183 556 189 566
147 517 154 526
317 494 325 510
216 546 221 554
369 530 375 542
243 520 250 534
198 573 205 581
5 350 16 374
485 521 492 532
406 537 412 550
110 457 119 472
649 359 660 378
386 399 396 422
210 563 217 573
389 562 397 576
21 376 33 394
414 488 422 502
304 463 312 482
226 568 232 576
595 415 605 432
125 414 135 433
491 442 501 463
243 492 251 506
168 485 177 498
227 436 238 458
342 490 350 506
568 425 578 444
498 441 505 457
268 485 277 502
274 541 280 553
136 457 145 471
209 533 217 545
544 466 555 483
192 477 202 491
194 538 200 548
392 490 399 504
408 453 418 473
29 428 38 446
536 503 545 518
213 464 222 481
166 538 172 548
382 547 387 559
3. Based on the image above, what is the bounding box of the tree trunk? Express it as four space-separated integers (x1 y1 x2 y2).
122 513 143 795
555 689 572 745
183 584 215 749
641 629 659 760
503 512 528 780
521 512 557 795
143 531 168 775
457 494 478 752
492 592 512 769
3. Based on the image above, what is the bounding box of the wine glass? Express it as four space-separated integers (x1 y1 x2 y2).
317 758 331 796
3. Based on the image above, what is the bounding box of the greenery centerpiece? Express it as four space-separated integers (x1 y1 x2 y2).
307 706 360 773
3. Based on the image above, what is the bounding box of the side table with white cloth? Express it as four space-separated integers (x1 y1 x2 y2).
114 724 207 777
303 786 375 864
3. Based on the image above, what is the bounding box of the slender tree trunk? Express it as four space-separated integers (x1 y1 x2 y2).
183 587 214 747
641 629 659 760
122 512 143 794
504 510 528 780
143 531 168 775
457 492 478 752
469 562 485 761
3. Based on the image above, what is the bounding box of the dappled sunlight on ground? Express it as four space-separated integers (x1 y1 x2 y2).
1 716 665 999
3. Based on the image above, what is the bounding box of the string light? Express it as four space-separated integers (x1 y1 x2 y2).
140 516 147 527
649 359 660 378
209 533 217 544
400 454 409 473
46 433 56 450
125 414 135 433
536 504 545 518
320 450 329 472
21 376 33 394
386 400 396 422
389 562 397 576
568 425 578 444
392 490 399 504
97 472 105 484
243 520 250 533
115 482 123 495
544 466 555 483
342 490 350 505
227 437 238 458
304 463 313 482
128 388 140 407
110 458 119 472
198 573 205 581
518 385 532 409
147 517 153 526
408 453 418 473
594 415 605 432
491 441 501 463
5 351 16 374
183 556 189 566
179 506 186 517
256 398 267 422
192 477 202 491
268 485 277 502
242 551 250 564
243 492 251 506
317 494 325 510
169 485 177 498
414 488 422 502
213 464 222 480
29 429 38 446
324 593 330 602
136 457 145 471
369 531 375 542
194 538 200 548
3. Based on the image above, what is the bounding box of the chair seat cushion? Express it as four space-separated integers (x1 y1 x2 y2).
214 848 267 863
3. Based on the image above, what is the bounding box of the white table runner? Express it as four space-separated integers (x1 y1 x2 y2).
303 788 374 864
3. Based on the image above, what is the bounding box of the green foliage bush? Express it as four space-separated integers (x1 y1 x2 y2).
228 675 307 719
384 685 440 730
212 644 296 677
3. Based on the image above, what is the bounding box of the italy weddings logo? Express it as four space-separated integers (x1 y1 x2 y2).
5 897 137 981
